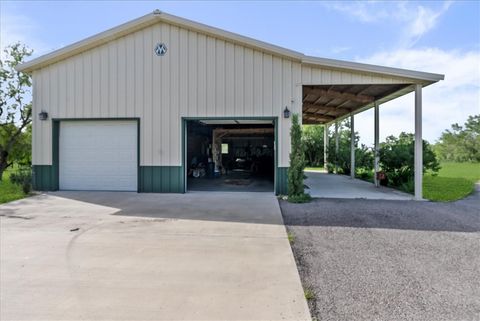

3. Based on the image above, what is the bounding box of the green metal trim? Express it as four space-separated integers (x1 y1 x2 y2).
32 165 56 191
274 117 278 194
276 167 289 195
52 120 60 190
139 166 184 193
181 116 279 193
181 119 186 193
50 118 140 192
137 119 141 192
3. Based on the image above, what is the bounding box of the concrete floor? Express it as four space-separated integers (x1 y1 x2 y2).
306 171 413 200
0 192 310 320
188 173 274 192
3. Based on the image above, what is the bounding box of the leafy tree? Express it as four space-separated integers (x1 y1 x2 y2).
435 115 480 162
0 43 33 180
302 125 324 167
326 119 373 175
288 114 309 201
380 132 440 191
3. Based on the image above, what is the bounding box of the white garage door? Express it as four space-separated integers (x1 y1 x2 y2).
59 120 138 191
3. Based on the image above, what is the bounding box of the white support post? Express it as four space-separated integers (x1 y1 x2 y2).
335 121 339 174
324 124 329 170
350 115 355 179
415 84 423 200
374 102 380 187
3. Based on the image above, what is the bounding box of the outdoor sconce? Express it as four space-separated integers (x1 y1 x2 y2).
283 106 290 119
38 111 48 120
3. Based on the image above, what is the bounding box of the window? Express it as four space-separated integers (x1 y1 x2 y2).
221 143 229 154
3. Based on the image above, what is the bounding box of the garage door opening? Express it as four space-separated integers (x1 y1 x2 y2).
185 119 275 192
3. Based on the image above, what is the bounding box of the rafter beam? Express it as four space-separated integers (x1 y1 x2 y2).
303 103 352 114
304 88 374 104
302 112 336 121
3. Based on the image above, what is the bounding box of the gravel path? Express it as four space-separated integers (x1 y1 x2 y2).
280 189 480 321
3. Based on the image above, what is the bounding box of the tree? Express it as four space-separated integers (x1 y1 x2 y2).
326 119 373 176
302 125 324 167
435 115 480 162
0 43 33 180
288 114 309 201
380 132 440 191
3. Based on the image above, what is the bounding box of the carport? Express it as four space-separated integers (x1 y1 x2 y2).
301 74 439 200
305 170 412 200
17 10 443 196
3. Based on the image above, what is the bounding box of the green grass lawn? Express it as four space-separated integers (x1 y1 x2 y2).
424 162 480 202
304 166 325 172
0 169 29 204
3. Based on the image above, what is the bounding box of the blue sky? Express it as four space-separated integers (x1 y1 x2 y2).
1 1 479 145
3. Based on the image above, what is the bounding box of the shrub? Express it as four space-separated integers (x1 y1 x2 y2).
287 193 312 203
326 119 374 176
379 132 440 190
288 114 310 202
9 168 32 194
302 125 324 167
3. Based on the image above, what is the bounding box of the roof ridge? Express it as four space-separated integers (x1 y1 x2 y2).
15 10 444 83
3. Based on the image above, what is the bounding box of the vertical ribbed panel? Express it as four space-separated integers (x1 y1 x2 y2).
276 167 289 195
139 166 184 193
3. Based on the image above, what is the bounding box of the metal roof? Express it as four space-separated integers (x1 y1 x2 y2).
16 10 444 84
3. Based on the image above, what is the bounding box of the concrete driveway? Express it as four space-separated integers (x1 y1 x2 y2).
306 171 412 200
0 192 310 321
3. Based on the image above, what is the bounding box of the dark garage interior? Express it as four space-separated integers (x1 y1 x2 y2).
186 119 275 192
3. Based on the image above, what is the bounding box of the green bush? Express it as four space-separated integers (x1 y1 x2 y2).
326 119 374 176
9 168 32 194
302 125 324 167
356 168 374 182
379 132 440 191
287 193 312 203
288 114 310 202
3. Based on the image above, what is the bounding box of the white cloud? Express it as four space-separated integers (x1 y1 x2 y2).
322 1 390 23
353 48 480 146
0 11 51 58
322 1 452 47
403 1 452 47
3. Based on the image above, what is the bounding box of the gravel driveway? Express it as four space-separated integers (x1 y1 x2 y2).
280 189 480 321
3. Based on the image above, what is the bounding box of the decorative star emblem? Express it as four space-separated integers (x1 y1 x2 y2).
154 43 167 56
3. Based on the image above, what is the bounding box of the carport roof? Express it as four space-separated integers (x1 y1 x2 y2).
15 10 444 85
302 84 415 125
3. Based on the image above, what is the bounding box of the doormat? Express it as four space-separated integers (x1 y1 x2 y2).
224 179 251 186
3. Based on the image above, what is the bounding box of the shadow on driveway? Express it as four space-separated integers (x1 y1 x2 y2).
34 191 286 226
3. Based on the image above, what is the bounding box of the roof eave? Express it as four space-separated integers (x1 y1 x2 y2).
16 10 304 73
15 10 445 85
302 56 445 83
16 12 160 73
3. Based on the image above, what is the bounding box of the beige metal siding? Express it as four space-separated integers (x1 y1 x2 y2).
301 65 412 85
32 21 411 168
33 22 301 167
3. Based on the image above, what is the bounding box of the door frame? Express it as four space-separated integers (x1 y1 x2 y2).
181 116 278 194
51 118 141 191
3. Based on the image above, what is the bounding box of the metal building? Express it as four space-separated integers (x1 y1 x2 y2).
17 10 443 197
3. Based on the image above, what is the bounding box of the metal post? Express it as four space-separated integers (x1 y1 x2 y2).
335 121 339 174
350 115 355 179
374 102 380 187
415 84 423 200
324 124 329 170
